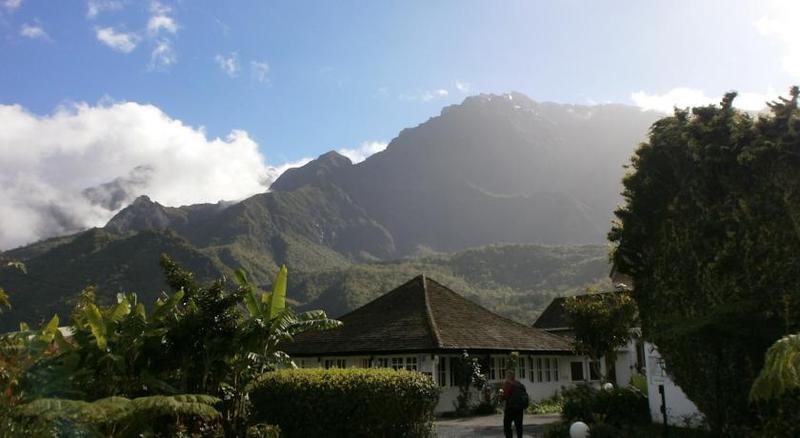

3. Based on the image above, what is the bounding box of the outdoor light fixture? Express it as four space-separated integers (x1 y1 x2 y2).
569 421 590 438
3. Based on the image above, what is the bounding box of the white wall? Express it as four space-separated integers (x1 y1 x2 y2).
296 353 605 413
613 338 642 386
644 342 704 427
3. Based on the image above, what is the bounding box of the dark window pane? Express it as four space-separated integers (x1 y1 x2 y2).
571 361 584 381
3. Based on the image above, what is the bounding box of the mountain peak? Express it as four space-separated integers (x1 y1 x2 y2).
270 150 353 191
317 150 352 165
130 194 156 206
105 194 172 234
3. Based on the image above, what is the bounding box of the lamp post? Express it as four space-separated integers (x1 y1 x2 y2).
569 421 590 438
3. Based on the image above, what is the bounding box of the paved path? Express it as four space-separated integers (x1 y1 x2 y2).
435 413 561 437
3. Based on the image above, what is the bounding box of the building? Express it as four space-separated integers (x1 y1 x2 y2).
533 292 703 427
285 275 592 413
532 292 644 386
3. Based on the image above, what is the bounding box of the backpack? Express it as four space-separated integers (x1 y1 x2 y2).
509 381 529 410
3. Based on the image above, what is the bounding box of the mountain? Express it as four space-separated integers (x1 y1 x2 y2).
0 92 659 331
272 92 660 254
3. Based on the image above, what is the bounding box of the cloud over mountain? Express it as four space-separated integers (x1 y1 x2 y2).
0 101 294 250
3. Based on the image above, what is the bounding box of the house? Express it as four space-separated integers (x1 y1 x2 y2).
533 292 703 427
285 275 592 413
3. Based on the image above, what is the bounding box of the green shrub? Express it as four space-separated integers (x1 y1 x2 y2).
528 392 564 414
562 385 650 429
7 395 223 437
246 423 281 438
249 368 439 438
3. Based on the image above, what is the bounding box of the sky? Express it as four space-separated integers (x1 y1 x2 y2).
0 0 799 249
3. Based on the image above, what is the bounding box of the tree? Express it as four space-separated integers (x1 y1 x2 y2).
609 88 800 434
563 291 638 382
451 350 488 415
15 255 340 436
0 261 25 315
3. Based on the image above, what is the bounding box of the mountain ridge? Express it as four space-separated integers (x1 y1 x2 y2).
1 92 658 331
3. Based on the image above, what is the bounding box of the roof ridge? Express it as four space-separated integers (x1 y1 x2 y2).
421 274 444 349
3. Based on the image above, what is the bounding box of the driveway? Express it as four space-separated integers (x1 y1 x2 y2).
435 413 561 437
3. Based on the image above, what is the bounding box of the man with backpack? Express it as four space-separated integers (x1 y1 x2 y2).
500 369 529 438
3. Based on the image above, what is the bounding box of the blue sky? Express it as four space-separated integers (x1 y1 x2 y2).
1 0 799 249
2 0 796 162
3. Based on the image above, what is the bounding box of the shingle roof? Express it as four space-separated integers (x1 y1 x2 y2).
285 275 572 356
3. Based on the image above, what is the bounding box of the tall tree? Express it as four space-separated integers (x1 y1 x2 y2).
609 88 800 434
563 291 638 382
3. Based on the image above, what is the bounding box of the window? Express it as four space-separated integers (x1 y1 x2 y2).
492 357 506 380
528 357 560 383
589 361 601 381
376 358 389 368
437 357 448 387
449 357 458 387
528 357 534 381
324 358 346 369
552 358 560 381
570 361 584 381
361 358 372 368
536 358 543 382
391 357 403 370
544 358 551 382
405 357 418 371
518 357 526 379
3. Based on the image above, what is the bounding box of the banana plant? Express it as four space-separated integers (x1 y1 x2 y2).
237 264 288 322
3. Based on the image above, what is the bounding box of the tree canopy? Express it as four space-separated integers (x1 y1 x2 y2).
563 290 638 382
609 88 800 434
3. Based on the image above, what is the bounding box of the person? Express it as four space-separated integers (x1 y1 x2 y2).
500 370 526 438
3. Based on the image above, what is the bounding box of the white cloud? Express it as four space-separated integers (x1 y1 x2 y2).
251 61 270 83
2 0 21 12
455 81 471 93
337 141 388 164
399 88 450 102
147 14 177 35
96 27 140 53
755 0 800 80
630 87 778 113
150 39 176 69
215 52 239 77
20 22 48 40
149 0 169 16
0 101 301 250
86 0 123 19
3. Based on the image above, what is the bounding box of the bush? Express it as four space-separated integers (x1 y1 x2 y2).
562 385 650 429
528 392 564 415
247 423 281 438
249 368 439 438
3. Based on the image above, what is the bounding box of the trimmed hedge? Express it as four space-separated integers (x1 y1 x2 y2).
249 368 439 438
